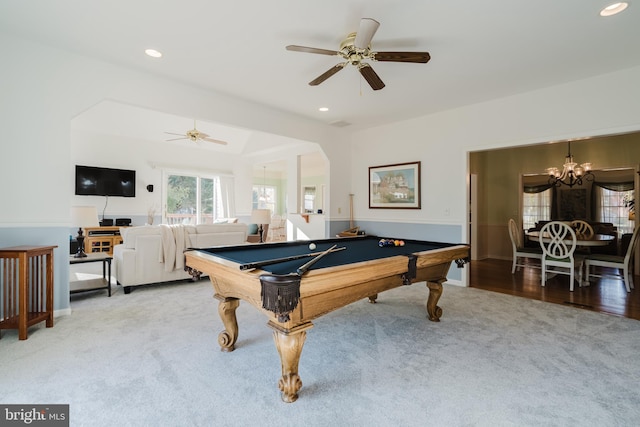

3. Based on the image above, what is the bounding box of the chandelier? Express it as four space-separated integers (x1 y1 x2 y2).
546 142 594 188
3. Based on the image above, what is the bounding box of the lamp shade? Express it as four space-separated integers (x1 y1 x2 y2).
71 206 99 228
251 209 271 225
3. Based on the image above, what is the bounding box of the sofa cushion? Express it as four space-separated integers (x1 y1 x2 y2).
183 225 197 235
194 233 245 248
213 217 238 224
196 223 246 234
121 226 161 249
192 223 248 247
120 224 247 250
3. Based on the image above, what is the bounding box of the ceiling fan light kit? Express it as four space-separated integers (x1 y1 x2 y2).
286 18 431 91
165 120 228 145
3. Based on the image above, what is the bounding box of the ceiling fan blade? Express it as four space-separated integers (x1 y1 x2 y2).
202 137 228 145
358 64 385 90
165 132 187 136
354 18 380 49
166 137 188 141
286 45 340 56
309 63 347 86
373 51 431 63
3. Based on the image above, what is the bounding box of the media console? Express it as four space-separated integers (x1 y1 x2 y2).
84 226 125 256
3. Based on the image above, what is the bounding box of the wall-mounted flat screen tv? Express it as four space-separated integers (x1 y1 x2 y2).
75 165 136 197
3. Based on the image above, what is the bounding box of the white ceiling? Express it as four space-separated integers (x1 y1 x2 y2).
2 1 639 139
71 100 317 158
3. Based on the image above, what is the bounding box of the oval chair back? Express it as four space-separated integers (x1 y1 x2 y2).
539 221 579 291
571 220 594 239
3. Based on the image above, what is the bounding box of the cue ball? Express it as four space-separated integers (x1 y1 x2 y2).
309 243 317 250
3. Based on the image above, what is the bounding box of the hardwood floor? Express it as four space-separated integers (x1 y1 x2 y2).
469 258 640 321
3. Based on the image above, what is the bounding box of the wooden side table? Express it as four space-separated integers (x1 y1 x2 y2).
0 245 57 340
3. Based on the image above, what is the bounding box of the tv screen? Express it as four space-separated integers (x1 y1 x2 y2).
75 165 136 197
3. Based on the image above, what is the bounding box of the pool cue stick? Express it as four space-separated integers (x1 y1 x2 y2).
296 244 338 276
239 246 346 270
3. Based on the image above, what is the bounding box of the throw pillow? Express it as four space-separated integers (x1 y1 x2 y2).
248 223 259 234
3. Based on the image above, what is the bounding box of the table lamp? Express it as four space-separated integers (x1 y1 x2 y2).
71 206 99 257
251 209 271 243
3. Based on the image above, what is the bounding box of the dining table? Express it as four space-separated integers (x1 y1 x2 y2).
526 231 615 286
526 231 615 247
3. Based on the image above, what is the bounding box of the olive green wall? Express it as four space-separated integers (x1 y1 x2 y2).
470 131 640 259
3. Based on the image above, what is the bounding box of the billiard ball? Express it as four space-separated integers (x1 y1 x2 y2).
309 243 317 250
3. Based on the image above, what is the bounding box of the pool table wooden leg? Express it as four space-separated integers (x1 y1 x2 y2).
426 280 444 322
270 322 314 403
215 295 239 352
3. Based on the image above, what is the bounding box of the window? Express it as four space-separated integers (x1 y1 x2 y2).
599 188 634 235
252 185 276 215
165 173 227 225
303 186 316 213
522 189 552 231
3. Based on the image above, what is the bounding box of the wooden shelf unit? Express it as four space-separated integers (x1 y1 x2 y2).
84 226 124 256
0 245 57 340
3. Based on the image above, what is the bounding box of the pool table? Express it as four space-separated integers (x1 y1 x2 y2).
184 236 469 403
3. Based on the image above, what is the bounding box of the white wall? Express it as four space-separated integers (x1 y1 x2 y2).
0 34 349 312
3 30 640 312
0 34 350 226
351 65 640 241
350 65 640 285
70 129 256 223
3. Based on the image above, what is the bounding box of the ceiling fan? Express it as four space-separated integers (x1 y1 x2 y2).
286 18 431 91
165 120 227 145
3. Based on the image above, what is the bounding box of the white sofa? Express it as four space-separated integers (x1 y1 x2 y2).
113 223 248 294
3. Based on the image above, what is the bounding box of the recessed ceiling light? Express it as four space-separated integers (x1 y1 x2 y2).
319 107 329 112
145 48 163 58
600 2 628 16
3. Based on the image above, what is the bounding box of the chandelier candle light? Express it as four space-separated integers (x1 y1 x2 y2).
546 142 594 188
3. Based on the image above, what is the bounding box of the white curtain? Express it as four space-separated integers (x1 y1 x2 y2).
218 175 235 218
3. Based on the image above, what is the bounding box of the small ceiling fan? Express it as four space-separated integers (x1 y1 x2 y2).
286 18 431 90
165 120 227 145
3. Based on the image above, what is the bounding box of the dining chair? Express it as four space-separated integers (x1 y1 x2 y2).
571 220 594 238
508 218 542 273
570 219 595 257
585 224 640 292
539 221 581 291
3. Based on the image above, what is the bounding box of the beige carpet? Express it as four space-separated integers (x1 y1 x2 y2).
2 272 640 426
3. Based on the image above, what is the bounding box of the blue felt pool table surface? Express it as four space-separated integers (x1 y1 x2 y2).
194 236 460 275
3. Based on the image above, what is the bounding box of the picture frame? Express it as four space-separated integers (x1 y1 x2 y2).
369 161 421 209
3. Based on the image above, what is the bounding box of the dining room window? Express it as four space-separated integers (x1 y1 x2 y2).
522 187 552 231
596 187 634 235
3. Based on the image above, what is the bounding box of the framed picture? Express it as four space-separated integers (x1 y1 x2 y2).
369 161 421 209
